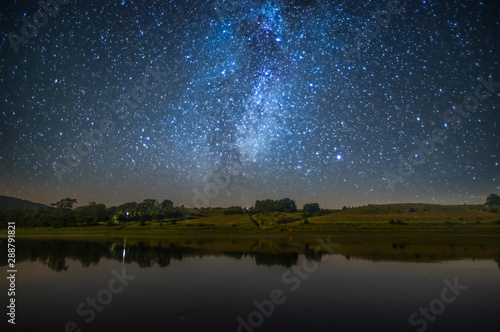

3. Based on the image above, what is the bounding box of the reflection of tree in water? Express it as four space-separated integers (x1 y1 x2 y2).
110 242 185 268
6 238 500 271
224 246 327 267
253 252 298 267
130 242 152 268
27 240 69 271
224 251 298 267
392 243 408 250
21 239 108 271
9 239 110 271
225 250 325 267
8 238 328 271
223 252 244 260
45 256 68 271
304 243 324 262
223 239 329 267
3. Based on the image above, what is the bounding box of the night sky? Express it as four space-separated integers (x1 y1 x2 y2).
0 0 499 208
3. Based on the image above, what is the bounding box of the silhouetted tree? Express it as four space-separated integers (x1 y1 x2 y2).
254 198 297 213
486 193 500 205
50 198 77 209
224 206 244 215
75 202 108 225
303 203 320 217
160 199 174 209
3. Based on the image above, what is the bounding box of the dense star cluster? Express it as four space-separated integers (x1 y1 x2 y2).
0 0 499 207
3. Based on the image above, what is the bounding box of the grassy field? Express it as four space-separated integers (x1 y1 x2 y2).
13 203 500 236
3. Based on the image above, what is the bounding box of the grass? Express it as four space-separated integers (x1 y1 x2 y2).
11 203 500 236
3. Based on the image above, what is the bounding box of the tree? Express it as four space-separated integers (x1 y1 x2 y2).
486 193 500 206
159 199 174 209
276 198 297 213
50 208 76 228
224 206 244 215
50 198 77 209
253 198 297 213
303 203 320 218
142 199 158 208
134 199 157 222
112 202 138 222
75 202 108 225
254 199 275 213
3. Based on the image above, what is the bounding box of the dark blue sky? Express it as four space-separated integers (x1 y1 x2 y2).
0 0 499 208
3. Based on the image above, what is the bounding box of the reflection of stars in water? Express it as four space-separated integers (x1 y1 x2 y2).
0 0 498 206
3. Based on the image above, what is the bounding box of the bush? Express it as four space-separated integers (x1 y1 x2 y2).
390 219 406 225
486 193 500 205
277 217 300 224
224 206 244 215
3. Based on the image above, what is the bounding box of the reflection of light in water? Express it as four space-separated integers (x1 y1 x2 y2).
122 238 127 264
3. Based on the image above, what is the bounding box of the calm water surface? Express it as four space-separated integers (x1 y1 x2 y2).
2 236 499 332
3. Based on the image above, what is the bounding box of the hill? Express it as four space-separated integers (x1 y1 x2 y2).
310 203 498 223
0 195 48 211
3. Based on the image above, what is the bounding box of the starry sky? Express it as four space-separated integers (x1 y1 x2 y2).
0 0 499 208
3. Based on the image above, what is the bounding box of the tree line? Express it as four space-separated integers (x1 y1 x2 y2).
0 197 304 228
1 194 498 229
0 198 186 228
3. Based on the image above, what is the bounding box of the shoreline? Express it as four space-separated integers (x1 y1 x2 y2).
10 224 500 238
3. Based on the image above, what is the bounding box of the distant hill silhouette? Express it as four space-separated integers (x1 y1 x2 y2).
0 196 47 211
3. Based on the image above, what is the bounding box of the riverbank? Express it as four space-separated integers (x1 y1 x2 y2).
8 203 500 236
12 221 500 236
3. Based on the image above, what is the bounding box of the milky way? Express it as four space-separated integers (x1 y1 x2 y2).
0 0 499 207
